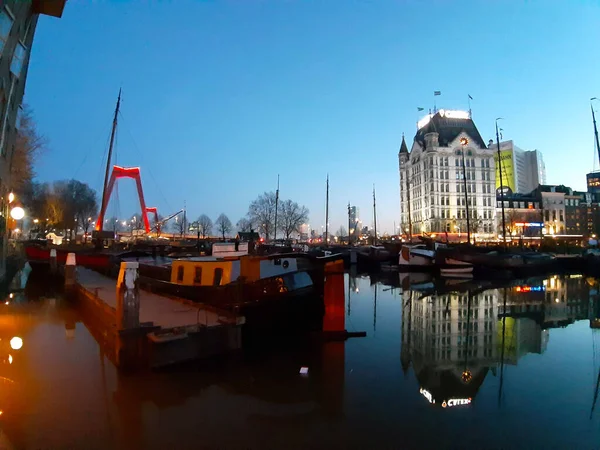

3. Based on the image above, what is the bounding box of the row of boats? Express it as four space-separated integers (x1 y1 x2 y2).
341 238 586 279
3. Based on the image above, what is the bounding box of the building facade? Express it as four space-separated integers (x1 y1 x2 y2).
495 191 542 239
399 110 497 240
0 0 65 280
492 140 546 195
348 206 359 237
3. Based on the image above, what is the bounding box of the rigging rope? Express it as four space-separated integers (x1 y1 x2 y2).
117 111 174 213
73 118 113 182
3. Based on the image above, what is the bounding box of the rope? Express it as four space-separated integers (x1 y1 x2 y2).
118 111 173 212
73 118 113 181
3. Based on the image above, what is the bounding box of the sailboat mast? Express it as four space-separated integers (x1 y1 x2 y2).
325 174 329 246
347 202 352 246
273 174 280 242
98 89 121 233
496 119 507 249
461 144 471 244
591 102 600 167
406 175 413 242
373 185 377 245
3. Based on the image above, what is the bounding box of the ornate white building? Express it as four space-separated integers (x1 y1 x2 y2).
398 110 497 239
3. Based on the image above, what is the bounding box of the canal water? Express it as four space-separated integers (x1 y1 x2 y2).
0 267 599 449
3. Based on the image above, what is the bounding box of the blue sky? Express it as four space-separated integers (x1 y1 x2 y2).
26 0 600 234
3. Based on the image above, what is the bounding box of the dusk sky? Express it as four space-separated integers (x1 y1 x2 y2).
26 1 600 235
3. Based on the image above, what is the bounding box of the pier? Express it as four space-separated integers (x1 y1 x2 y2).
69 263 244 371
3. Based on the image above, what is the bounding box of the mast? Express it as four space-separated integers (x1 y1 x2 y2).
373 283 377 332
460 142 471 244
373 184 378 245
273 174 279 242
325 174 329 246
98 89 121 233
406 175 413 242
498 287 508 408
591 100 600 167
496 119 507 249
347 202 352 246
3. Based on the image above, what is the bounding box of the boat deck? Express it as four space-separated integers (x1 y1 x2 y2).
74 267 245 370
76 267 239 328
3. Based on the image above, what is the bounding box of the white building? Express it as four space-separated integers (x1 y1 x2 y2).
399 110 497 239
492 140 546 194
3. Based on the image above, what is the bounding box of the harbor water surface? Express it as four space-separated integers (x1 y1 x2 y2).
0 268 599 449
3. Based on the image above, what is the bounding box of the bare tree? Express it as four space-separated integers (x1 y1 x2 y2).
215 213 232 240
236 217 252 233
151 213 165 237
10 105 45 198
278 199 309 241
197 214 213 238
171 214 188 237
247 191 277 241
336 226 347 237
69 180 98 238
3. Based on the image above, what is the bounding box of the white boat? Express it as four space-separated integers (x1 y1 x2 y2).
399 244 435 268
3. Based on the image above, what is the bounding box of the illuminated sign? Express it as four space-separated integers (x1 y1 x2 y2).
494 149 515 192
515 286 545 293
514 222 543 227
420 388 435 404
442 398 472 408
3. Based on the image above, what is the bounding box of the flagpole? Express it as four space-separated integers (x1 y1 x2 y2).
468 95 472 118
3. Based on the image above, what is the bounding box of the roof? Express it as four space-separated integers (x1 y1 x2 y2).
414 111 487 149
398 134 409 154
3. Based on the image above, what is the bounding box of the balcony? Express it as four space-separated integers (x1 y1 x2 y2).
32 0 66 18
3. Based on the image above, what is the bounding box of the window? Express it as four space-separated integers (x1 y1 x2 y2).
213 268 223 286
193 267 202 284
0 10 13 54
177 266 184 282
10 42 25 77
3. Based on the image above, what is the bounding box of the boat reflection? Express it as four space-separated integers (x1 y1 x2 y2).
400 273 600 409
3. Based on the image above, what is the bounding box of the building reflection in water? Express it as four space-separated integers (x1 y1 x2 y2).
400 274 600 409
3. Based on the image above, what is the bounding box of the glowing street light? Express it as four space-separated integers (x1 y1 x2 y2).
8 192 14 204
10 206 24 220
10 337 23 350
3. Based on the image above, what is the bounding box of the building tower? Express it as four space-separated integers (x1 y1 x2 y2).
398 110 497 239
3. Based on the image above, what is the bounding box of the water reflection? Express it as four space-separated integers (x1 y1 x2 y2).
399 273 600 412
0 267 599 448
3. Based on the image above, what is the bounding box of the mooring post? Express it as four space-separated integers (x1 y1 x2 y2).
116 261 140 330
64 253 76 286
50 249 57 274
115 261 144 371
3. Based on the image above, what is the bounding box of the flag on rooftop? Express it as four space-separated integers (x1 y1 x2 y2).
417 107 424 111
434 91 441 96
468 94 473 100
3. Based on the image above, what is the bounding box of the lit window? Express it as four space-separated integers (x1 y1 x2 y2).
10 42 25 77
0 10 13 53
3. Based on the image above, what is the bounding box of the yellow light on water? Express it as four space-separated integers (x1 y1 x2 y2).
10 337 22 350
